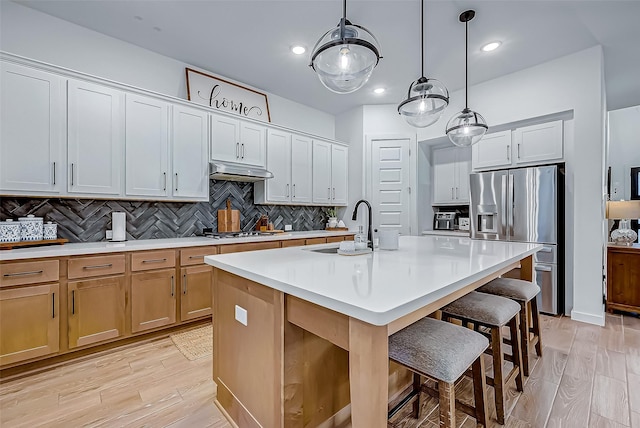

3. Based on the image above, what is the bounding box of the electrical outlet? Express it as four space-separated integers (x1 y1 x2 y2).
106 230 113 240
284 224 292 231
235 305 248 326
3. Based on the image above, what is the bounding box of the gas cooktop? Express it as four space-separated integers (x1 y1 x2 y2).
202 228 278 239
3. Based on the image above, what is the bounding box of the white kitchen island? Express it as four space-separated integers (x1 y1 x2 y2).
205 236 541 428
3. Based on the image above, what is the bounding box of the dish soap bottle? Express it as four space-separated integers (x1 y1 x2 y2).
354 225 367 250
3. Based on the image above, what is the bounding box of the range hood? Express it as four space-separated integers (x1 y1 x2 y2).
209 162 274 182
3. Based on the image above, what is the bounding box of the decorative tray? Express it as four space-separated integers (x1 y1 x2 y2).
337 248 373 256
0 238 69 250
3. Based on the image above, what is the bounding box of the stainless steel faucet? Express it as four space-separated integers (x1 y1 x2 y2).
351 199 373 251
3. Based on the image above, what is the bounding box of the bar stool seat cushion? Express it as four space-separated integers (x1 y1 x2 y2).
442 291 520 327
389 317 489 383
478 278 540 302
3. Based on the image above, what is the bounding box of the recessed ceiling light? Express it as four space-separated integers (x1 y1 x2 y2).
373 87 386 94
291 46 306 55
481 41 502 52
133 15 143 21
153 26 162 32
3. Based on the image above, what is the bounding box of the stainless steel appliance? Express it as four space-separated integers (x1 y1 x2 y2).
470 165 564 314
434 212 457 231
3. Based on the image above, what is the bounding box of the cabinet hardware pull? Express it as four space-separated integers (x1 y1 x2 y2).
83 263 113 270
3 270 43 277
163 172 166 191
142 258 167 264
71 163 75 186
507 145 510 161
188 255 203 260
236 143 240 158
535 265 552 272
293 184 296 198
286 184 289 197
72 290 75 315
52 292 55 319
171 276 175 297
175 173 178 192
517 143 521 159
183 274 187 295
53 162 56 185
451 187 454 199
328 187 331 199
333 188 336 200
456 187 459 199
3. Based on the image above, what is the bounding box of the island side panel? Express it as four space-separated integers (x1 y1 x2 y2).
213 269 284 428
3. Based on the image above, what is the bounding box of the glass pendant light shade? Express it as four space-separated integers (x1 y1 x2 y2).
446 108 488 147
398 77 449 128
311 18 381 94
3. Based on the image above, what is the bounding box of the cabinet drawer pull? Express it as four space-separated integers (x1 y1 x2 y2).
142 258 167 264
188 255 203 260
83 263 113 270
72 290 75 315
183 274 187 295
535 265 552 272
236 143 240 158
52 292 55 319
3 270 43 277
53 162 56 185
171 276 175 297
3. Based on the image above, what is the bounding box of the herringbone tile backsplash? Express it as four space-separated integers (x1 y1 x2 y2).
0 181 329 242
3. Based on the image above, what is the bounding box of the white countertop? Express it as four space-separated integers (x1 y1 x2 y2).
0 230 354 261
421 230 470 238
205 236 541 326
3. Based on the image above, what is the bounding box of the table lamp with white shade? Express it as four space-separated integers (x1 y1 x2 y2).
606 200 640 245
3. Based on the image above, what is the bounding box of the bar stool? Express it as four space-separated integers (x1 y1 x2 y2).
388 317 489 428
478 278 543 376
441 291 524 425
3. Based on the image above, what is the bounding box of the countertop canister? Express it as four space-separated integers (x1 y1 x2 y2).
0 219 21 243
43 222 57 240
18 215 44 241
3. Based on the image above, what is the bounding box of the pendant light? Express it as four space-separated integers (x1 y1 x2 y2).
310 0 382 94
446 10 488 147
397 0 449 128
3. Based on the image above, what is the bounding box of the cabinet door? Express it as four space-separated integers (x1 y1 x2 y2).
471 130 512 170
131 269 177 333
265 129 291 203
331 144 348 205
180 265 213 321
432 147 457 204
291 134 313 204
513 120 563 164
312 140 332 204
239 121 266 167
125 94 169 197
172 105 209 200
455 148 471 203
67 79 124 195
211 115 240 163
68 276 125 348
0 63 65 194
0 283 59 366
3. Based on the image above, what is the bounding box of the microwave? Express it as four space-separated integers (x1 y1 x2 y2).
434 212 457 230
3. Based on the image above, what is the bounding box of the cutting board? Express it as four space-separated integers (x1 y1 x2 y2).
217 199 240 232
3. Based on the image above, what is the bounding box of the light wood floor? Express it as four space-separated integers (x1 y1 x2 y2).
1 313 639 428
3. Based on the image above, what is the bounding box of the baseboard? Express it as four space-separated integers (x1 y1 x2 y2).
571 309 605 326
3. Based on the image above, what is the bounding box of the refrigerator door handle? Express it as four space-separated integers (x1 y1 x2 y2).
508 172 515 239
501 174 508 239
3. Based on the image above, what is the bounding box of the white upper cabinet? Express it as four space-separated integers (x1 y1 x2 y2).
0 63 65 194
263 129 291 203
312 140 332 204
331 144 348 205
513 120 563 164
125 94 170 198
433 146 471 205
171 105 209 201
472 130 512 170
67 79 124 196
290 134 313 204
210 114 266 167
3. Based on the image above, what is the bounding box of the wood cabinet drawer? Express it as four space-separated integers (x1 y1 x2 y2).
131 250 176 272
1 260 59 287
305 237 327 245
68 255 125 280
180 246 218 266
218 241 281 254
281 239 306 248
326 235 349 243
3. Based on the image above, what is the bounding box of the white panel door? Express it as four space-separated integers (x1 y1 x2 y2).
125 94 169 197
172 105 209 200
312 140 332 204
265 129 291 203
455 148 472 203
291 134 313 204
67 79 123 196
239 122 266 167
371 138 411 235
210 115 239 163
514 120 563 164
0 62 65 194
432 147 457 204
331 144 348 205
472 130 512 170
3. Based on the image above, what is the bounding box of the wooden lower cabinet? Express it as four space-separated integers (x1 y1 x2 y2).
607 245 640 313
180 265 213 321
131 268 177 333
0 283 59 365
68 276 125 349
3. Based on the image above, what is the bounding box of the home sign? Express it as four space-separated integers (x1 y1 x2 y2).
186 68 271 122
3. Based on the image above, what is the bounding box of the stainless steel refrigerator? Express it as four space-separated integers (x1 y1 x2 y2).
470 165 564 314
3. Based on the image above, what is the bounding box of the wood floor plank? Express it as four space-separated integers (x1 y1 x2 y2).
564 341 598 381
589 412 629 428
595 349 627 381
631 411 640 428
625 330 640 352
546 374 593 428
599 331 626 353
543 328 576 354
529 347 568 385
509 375 558 427
628 373 640 414
591 374 630 426
627 352 640 376
623 315 640 332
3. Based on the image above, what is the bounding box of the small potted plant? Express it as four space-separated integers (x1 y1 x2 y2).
326 207 338 229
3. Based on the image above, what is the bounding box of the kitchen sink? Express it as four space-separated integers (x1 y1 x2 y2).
307 246 340 254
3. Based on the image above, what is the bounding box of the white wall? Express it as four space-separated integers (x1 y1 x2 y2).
335 106 364 229
337 46 606 325
608 105 640 200
0 1 335 139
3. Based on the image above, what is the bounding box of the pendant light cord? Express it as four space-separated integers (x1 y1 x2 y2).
465 19 469 109
343 0 347 19
421 0 424 77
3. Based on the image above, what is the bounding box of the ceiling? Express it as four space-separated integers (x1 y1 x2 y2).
14 0 640 115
